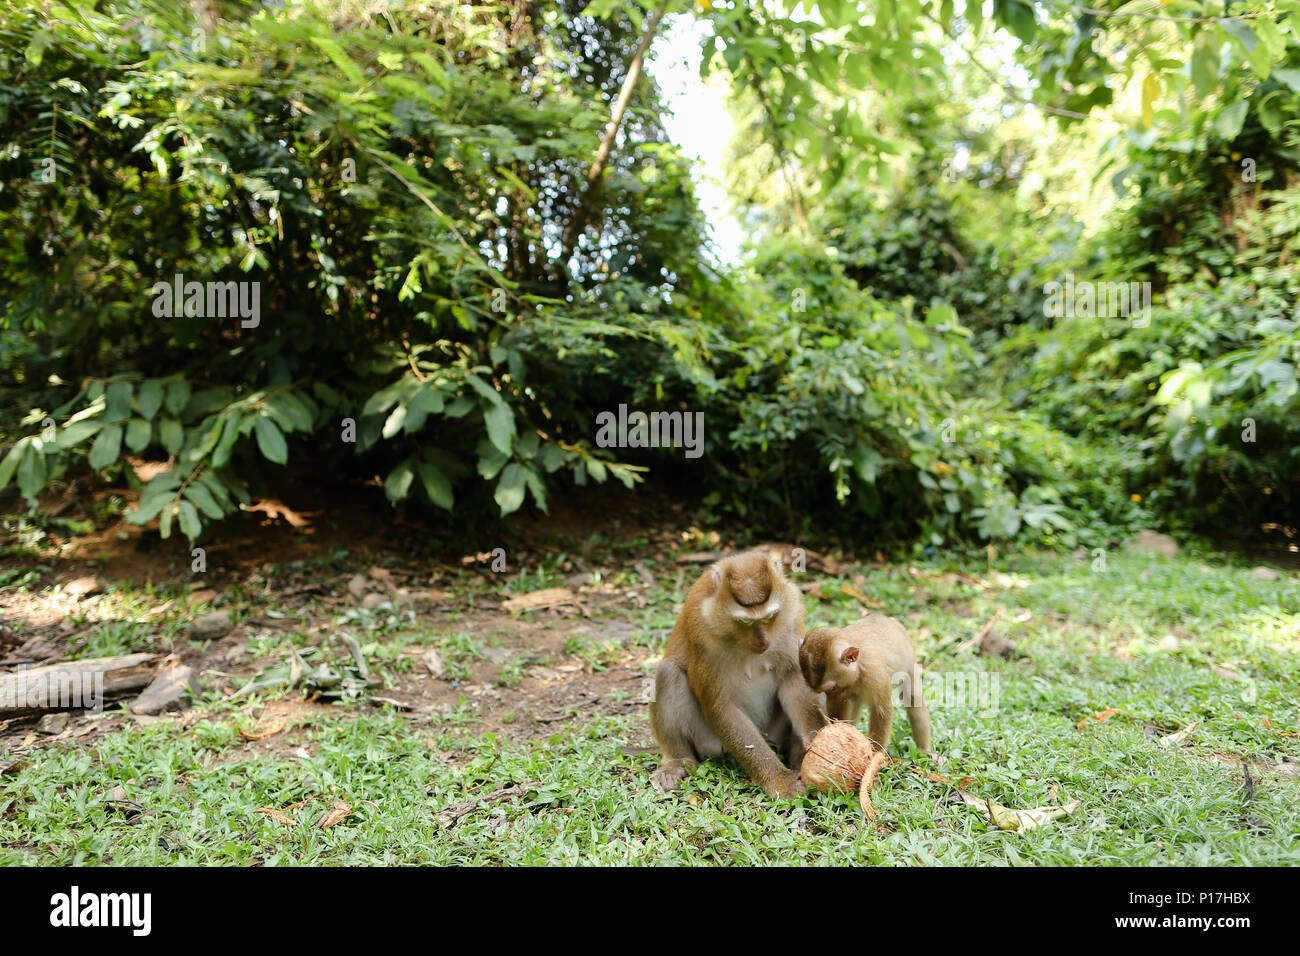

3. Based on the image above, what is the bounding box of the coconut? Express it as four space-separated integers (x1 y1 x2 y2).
858 750 888 820
800 722 874 794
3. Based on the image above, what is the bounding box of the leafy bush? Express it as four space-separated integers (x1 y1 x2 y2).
1009 192 1300 530
0 0 674 534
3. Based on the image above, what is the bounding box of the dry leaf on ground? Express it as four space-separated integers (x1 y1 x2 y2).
501 587 580 613
1159 721 1198 747
316 800 352 829
958 790 1080 832
256 807 297 827
1076 707 1120 729
239 717 287 741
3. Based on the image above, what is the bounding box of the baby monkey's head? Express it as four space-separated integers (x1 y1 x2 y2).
799 627 860 699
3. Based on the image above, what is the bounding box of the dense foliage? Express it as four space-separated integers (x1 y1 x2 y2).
2 0 1298 549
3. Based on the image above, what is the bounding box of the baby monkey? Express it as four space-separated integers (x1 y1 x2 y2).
799 615 933 754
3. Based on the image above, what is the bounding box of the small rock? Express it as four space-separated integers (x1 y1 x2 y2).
978 630 1017 659
366 566 395 587
347 573 370 600
421 649 447 679
129 666 194 716
1129 530 1179 558
37 713 70 735
361 592 391 611
190 610 232 641
64 576 103 599
1250 566 1280 581
482 646 512 665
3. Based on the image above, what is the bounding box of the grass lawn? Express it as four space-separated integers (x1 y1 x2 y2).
2 543 1297 865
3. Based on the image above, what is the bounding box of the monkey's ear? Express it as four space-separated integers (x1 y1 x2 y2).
709 567 722 592
798 636 806 649
840 646 859 664
770 555 784 576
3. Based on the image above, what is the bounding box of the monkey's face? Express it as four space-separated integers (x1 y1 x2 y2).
712 551 786 654
730 604 781 653
799 628 856 693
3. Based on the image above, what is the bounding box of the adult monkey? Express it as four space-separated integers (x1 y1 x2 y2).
650 550 826 798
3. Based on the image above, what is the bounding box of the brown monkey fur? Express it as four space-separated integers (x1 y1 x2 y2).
799 615 933 754
649 550 827 798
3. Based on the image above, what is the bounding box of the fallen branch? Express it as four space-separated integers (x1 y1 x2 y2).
0 653 158 717
954 608 1003 654
436 781 544 830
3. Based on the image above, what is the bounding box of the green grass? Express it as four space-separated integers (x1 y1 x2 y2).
2 547 1296 865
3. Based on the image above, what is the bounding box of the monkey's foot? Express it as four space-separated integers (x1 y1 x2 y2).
651 761 689 793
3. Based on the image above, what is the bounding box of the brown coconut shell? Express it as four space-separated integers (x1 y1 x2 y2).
801 722 874 794
858 750 888 819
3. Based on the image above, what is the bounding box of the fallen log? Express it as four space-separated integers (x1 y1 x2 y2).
0 653 158 717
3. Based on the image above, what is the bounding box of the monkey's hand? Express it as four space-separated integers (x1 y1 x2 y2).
651 761 689 793
766 770 806 800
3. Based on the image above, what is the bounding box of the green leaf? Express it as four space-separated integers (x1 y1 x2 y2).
403 383 445 434
416 460 454 510
310 36 365 84
24 28 52 66
483 401 516 455
495 463 527 516
1214 100 1249 140
411 384 446 414
540 443 568 473
443 396 475 418
997 0 1036 43
253 417 288 465
212 416 242 468
125 418 153 453
17 444 46 498
1218 20 1257 55
1274 68 1300 91
53 419 102 451
105 381 133 422
1191 31 1220 98
476 441 509 479
1156 364 1204 404
88 424 123 470
0 442 21 489
159 416 183 455
164 379 191 416
137 380 165 420
384 459 415 501
184 482 225 520
126 489 170 526
382 403 408 439
178 501 202 541
362 377 419 418
523 467 548 513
